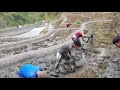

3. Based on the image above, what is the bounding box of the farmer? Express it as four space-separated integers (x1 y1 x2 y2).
54 38 81 69
66 23 72 28
17 64 48 78
113 35 120 48
72 29 93 46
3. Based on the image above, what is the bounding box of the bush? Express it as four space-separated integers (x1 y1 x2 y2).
0 12 46 28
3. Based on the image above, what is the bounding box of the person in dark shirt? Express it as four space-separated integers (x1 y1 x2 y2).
113 35 120 48
54 39 81 70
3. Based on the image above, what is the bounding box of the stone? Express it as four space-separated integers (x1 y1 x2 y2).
96 57 104 61
63 65 69 70
59 66 67 74
50 71 59 77
93 48 100 53
97 48 111 59
49 63 54 71
75 60 83 68
69 65 75 72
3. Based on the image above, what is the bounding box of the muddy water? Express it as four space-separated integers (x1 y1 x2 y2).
0 47 87 78
13 26 46 38
0 20 114 78
101 48 120 78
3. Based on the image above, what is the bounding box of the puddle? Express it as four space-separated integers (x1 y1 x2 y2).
13 26 46 38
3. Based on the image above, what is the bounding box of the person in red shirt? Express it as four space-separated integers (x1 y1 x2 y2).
66 23 72 28
72 29 93 46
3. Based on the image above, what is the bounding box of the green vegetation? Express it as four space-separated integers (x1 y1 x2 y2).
0 12 62 29
93 29 113 47
0 12 45 28
88 22 114 48
44 12 62 21
110 12 120 36
91 12 120 48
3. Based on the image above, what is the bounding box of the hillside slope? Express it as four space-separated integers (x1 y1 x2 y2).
0 12 61 29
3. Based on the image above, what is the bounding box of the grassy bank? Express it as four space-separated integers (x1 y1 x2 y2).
0 12 62 29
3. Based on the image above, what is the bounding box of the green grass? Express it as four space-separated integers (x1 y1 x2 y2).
0 12 62 29
0 12 46 27
93 29 113 47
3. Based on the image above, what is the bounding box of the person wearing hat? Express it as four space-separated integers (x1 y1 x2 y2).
54 39 81 70
17 64 48 78
113 35 120 48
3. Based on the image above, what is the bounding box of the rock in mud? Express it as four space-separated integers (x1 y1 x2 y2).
54 69 59 73
93 48 100 53
59 65 67 74
49 71 59 77
97 48 111 59
69 65 75 72
47 43 54 46
97 62 108 70
75 60 84 68
63 65 69 71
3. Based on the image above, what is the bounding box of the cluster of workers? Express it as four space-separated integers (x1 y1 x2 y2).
17 23 120 78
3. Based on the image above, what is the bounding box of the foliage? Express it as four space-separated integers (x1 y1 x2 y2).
0 12 61 28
